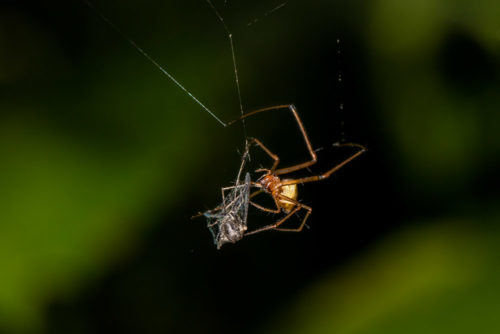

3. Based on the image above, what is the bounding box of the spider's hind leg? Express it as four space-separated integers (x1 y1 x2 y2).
245 195 312 236
248 188 281 214
273 195 312 232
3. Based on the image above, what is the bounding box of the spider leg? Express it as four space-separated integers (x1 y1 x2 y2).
247 137 280 171
249 200 281 214
245 194 312 235
245 206 300 235
273 194 312 232
248 189 281 214
249 189 264 198
274 206 311 232
228 104 317 175
281 143 367 186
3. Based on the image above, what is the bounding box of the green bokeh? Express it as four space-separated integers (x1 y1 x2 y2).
265 212 500 334
0 0 498 333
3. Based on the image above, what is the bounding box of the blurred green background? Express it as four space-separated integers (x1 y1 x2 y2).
0 0 499 333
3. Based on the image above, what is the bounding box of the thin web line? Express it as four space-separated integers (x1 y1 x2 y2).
81 0 227 127
336 38 346 142
247 2 288 27
205 0 247 141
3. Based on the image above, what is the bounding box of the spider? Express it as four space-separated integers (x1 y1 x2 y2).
227 104 366 236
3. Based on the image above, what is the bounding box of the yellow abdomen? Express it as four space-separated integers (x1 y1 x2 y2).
278 182 298 213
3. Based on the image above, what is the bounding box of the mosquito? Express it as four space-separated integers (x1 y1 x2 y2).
192 142 252 249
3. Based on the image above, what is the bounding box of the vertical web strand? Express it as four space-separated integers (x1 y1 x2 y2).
337 38 346 142
205 0 248 142
81 0 227 127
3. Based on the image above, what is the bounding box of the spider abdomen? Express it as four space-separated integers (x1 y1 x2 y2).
278 181 298 213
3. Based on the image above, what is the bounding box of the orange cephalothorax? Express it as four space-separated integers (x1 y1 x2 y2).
257 173 298 213
257 174 280 193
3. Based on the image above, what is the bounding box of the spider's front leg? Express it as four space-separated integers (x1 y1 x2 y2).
228 104 318 175
247 137 280 172
281 143 367 186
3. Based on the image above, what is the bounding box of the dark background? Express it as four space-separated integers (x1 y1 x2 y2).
0 0 499 333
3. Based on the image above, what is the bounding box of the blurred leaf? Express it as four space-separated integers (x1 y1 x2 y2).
368 0 500 197
0 47 213 332
264 210 500 334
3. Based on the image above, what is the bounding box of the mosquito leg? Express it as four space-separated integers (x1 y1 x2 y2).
235 141 251 182
221 184 240 204
190 212 205 219
191 204 223 220
191 183 245 219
